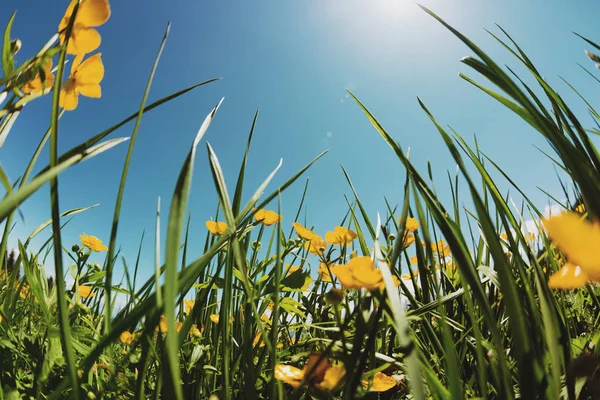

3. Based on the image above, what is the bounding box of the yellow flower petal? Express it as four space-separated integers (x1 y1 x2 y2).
60 87 79 110
315 364 345 391
274 364 304 388
75 53 104 84
292 222 317 241
78 285 95 298
318 263 333 283
404 217 420 233
543 213 600 280
205 220 228 235
184 299 195 315
304 236 326 255
120 331 134 345
364 372 396 392
68 26 102 56
77 83 101 98
77 0 111 27
548 263 589 289
210 314 220 324
80 234 108 252
254 209 282 225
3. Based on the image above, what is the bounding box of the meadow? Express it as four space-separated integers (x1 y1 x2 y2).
1 1 599 399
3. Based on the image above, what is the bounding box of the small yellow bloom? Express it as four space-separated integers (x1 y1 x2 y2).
254 209 282 226
318 263 333 283
209 314 234 324
175 321 183 333
120 331 134 345
292 222 317 241
410 256 418 265
331 256 383 291
576 203 586 214
59 53 104 111
78 285 95 298
325 226 357 245
274 354 344 392
391 275 400 287
206 220 228 235
527 232 535 242
190 324 202 337
157 315 168 333
22 59 55 94
363 371 397 392
305 236 327 255
403 217 420 233
80 234 108 252
402 233 415 247
500 232 508 241
543 213 600 288
401 269 419 280
184 299 195 315
59 0 111 55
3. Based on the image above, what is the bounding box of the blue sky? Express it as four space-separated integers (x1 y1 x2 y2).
1 0 599 285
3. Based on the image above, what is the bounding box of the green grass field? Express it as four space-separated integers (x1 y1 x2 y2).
1 1 599 399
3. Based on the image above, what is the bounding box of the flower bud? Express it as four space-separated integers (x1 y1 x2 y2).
325 288 344 305
10 39 21 55
72 244 80 252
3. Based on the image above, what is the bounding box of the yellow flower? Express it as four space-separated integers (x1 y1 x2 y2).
120 331 134 345
80 234 108 252
576 203 586 214
305 236 327 255
175 321 183 333
206 220 228 235
402 233 415 247
286 265 301 275
410 256 418 265
403 217 420 233
59 53 104 111
210 314 234 324
500 232 508 241
363 372 397 392
184 299 195 315
391 275 401 287
331 256 383 291
22 59 55 94
157 315 168 333
318 263 333 283
425 240 450 257
325 226 357 245
401 269 418 280
59 0 111 55
274 354 344 392
292 222 317 241
254 209 282 226
543 213 600 288
190 324 202 337
78 285 95 298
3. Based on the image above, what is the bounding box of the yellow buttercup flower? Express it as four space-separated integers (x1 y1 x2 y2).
363 372 397 392
120 331 134 345
292 222 317 241
305 236 327 255
274 354 345 392
80 234 108 252
331 256 383 291
22 59 55 94
543 212 600 288
325 226 357 245
59 0 111 55
576 203 586 214
209 314 234 324
402 233 415 247
184 299 195 314
254 209 282 226
401 269 419 280
410 256 418 265
402 217 420 233
206 220 228 235
190 324 202 337
318 263 333 283
500 232 508 241
59 53 104 111
78 285 95 298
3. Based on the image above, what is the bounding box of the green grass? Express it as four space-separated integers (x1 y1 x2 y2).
0 3 600 400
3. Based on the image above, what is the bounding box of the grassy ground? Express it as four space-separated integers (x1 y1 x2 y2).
1 1 600 399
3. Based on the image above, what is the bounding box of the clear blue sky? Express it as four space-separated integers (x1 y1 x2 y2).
1 0 599 284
